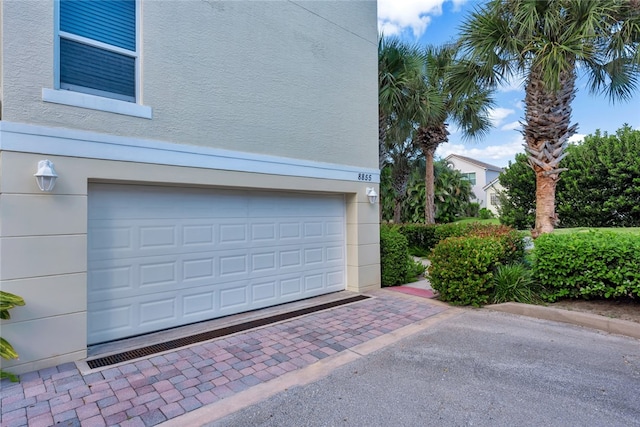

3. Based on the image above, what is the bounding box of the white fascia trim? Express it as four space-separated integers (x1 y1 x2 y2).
42 88 152 119
0 121 379 183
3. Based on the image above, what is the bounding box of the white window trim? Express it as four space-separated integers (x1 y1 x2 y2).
42 88 152 119
45 0 151 119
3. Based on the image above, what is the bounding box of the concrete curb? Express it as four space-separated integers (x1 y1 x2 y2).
485 302 640 340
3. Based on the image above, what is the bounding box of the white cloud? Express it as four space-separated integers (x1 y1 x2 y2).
568 133 586 144
498 77 525 93
450 0 468 12
500 121 521 131
378 0 462 39
379 21 403 37
488 107 515 127
435 135 525 167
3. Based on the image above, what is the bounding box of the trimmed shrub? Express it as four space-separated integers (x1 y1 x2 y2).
531 231 640 301
435 223 524 258
393 223 439 256
433 222 478 241
380 226 410 286
428 224 525 306
466 202 480 218
478 208 494 219
428 236 505 306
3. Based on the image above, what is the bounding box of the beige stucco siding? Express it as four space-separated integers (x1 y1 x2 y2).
0 150 380 373
0 0 379 374
0 0 378 168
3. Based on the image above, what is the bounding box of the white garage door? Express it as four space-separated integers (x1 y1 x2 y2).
87 184 346 344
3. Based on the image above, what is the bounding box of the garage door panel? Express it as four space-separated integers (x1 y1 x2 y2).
182 291 216 317
88 184 346 344
251 280 278 303
219 253 248 277
139 259 178 288
139 225 178 250
327 246 344 261
251 223 276 241
183 224 215 246
280 276 303 297
304 247 324 265
219 285 248 310
139 298 177 327
327 270 345 288
279 222 301 240
183 258 215 281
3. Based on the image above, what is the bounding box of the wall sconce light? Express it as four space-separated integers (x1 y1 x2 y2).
366 187 378 205
34 160 58 192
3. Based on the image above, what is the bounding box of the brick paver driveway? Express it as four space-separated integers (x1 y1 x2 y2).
0 291 447 427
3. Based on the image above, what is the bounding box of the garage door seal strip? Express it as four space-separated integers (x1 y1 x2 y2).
86 295 370 369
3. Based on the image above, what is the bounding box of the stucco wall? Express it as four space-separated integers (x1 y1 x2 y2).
447 159 486 207
0 148 380 374
485 181 504 216
0 0 378 168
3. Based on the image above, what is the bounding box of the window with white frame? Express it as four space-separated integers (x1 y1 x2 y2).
461 172 476 185
490 193 500 206
57 0 137 102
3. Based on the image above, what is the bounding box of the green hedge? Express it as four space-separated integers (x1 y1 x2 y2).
384 222 519 255
531 231 640 301
380 226 411 286
428 236 504 306
390 223 438 256
428 225 525 306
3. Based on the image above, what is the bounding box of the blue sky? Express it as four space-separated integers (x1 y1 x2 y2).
378 0 640 167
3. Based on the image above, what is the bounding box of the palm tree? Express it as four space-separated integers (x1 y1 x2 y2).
459 0 640 237
413 43 494 224
378 37 424 171
388 139 421 223
378 37 445 221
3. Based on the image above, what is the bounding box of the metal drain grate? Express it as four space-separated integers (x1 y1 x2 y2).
87 294 370 369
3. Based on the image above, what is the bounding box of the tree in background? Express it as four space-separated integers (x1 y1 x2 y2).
413 43 493 224
557 125 640 227
378 37 444 221
388 140 421 223
378 37 421 170
433 160 475 223
499 125 640 229
460 0 640 237
498 153 536 230
381 158 474 224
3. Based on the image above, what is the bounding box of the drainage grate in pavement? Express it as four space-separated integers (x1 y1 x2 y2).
86 294 370 369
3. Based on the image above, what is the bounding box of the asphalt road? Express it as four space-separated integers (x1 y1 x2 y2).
211 310 640 427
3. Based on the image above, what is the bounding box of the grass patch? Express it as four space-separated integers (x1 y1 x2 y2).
453 218 500 225
554 227 640 235
517 227 640 236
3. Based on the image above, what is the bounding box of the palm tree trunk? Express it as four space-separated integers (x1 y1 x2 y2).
378 112 388 170
424 147 436 224
393 198 403 223
523 67 577 237
532 169 558 238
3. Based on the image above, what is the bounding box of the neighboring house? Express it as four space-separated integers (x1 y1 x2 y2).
483 177 505 216
0 0 379 374
445 154 503 209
